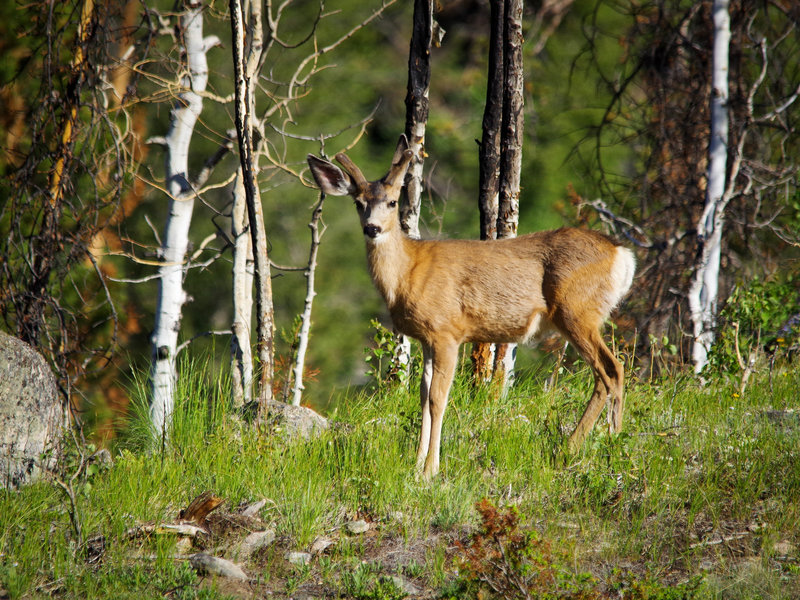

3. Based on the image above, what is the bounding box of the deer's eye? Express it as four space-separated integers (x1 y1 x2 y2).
388 200 397 208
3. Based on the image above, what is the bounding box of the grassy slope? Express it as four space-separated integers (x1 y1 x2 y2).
2 357 799 599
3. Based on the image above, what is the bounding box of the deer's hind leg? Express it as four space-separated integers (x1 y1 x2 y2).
554 311 624 451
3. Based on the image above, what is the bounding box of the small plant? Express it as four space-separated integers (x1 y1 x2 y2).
364 319 401 388
648 333 679 378
707 276 799 377
456 499 601 599
339 562 406 600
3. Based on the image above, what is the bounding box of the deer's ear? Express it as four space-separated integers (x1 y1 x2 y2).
307 155 356 196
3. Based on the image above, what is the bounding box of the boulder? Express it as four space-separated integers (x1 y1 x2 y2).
0 331 68 489
264 399 329 440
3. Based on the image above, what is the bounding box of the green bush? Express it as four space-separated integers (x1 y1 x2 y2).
707 276 799 376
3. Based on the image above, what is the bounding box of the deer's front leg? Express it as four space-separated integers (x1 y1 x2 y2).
422 341 459 480
416 344 434 471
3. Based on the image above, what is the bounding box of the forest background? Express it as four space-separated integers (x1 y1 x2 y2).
1 0 799 439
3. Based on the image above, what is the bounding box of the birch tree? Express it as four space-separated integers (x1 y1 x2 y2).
580 1 799 373
229 0 275 409
688 0 729 374
290 197 326 406
149 4 219 437
230 172 254 408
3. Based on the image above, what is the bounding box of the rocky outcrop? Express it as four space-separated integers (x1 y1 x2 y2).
0 331 68 489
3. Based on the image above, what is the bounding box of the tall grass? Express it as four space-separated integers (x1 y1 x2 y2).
2 354 799 598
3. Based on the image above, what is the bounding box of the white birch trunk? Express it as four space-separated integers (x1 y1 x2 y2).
149 7 217 437
689 0 730 374
291 197 325 406
231 169 254 408
231 0 275 407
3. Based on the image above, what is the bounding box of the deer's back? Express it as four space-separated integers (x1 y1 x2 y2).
389 228 633 345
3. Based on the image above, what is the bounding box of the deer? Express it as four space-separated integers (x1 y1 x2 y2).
307 135 636 479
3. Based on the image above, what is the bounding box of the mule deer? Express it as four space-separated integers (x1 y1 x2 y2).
307 136 635 479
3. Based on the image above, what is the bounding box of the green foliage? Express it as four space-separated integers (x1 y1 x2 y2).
2 356 800 598
339 563 407 600
363 319 400 389
707 276 799 375
608 570 706 600
453 500 711 600
362 319 417 390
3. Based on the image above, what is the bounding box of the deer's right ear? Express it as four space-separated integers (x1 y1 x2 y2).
307 155 355 196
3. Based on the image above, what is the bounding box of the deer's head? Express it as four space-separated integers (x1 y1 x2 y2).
307 135 413 242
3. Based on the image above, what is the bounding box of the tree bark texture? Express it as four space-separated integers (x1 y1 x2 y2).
230 0 275 406
494 0 524 386
230 169 254 408
497 0 523 241
477 0 504 243
394 0 435 379
472 0 523 388
689 0 730 374
471 0 505 383
149 5 216 437
401 0 433 240
291 196 325 406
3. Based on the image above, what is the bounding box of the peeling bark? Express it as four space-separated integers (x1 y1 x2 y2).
231 169 254 408
689 0 729 374
149 6 218 437
230 0 275 407
494 0 524 387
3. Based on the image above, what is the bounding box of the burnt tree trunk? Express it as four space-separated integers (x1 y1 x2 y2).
394 0 437 380
471 0 505 383
401 0 434 238
472 0 523 388
493 0 524 387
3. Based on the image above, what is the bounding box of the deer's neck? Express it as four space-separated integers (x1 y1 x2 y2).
365 229 414 309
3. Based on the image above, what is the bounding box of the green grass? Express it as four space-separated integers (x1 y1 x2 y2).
2 357 799 598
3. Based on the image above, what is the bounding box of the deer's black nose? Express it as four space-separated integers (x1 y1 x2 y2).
363 224 382 238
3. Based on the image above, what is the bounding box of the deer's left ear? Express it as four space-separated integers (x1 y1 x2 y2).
307 155 356 196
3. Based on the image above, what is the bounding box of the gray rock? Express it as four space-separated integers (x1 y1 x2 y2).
285 551 312 566
264 399 329 440
345 519 370 534
310 535 335 555
235 529 275 559
0 331 68 489
240 498 267 517
189 553 248 580
773 540 797 556
384 575 421 596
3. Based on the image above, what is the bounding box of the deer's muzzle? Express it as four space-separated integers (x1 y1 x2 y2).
363 224 382 238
